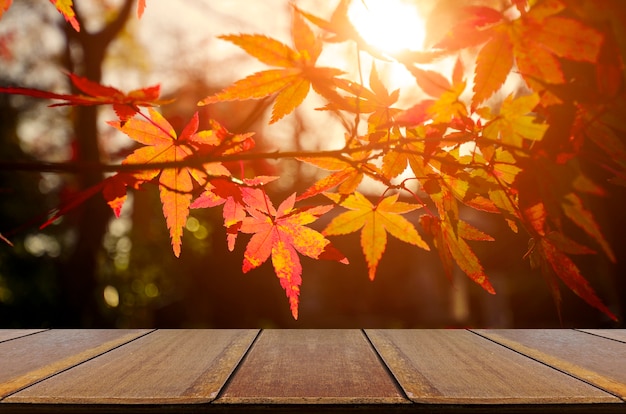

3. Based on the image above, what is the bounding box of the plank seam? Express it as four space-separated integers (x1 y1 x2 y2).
0 329 50 344
574 329 626 344
211 328 263 402
468 330 626 403
360 329 412 404
0 329 157 402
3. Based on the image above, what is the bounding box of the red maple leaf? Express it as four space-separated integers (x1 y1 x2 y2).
191 176 278 251
239 192 348 319
0 73 168 123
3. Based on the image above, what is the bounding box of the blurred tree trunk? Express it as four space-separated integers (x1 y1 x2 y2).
57 0 134 327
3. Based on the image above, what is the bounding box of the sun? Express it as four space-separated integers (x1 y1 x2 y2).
347 0 427 54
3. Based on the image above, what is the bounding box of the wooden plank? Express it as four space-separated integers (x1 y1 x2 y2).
0 330 47 343
474 329 626 400
577 329 626 343
216 329 408 404
5 330 258 405
0 330 149 400
366 329 620 405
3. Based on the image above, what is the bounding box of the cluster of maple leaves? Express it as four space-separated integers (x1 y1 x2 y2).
1 0 624 321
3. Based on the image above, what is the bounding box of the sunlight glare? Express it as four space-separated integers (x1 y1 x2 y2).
348 0 426 54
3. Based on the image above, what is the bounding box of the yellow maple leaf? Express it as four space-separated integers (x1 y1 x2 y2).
324 192 429 280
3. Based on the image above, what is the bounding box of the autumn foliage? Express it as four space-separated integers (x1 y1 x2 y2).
1 0 624 321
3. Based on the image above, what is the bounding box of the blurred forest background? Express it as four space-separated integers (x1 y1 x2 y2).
0 0 624 328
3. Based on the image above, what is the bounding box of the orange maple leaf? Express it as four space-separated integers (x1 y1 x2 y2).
108 109 232 257
0 0 12 19
198 10 343 123
439 2 603 107
472 28 513 109
137 0 146 18
239 192 348 319
50 0 79 32
477 2 602 107
323 192 429 280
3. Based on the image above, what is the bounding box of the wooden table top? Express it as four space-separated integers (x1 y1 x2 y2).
0 329 624 413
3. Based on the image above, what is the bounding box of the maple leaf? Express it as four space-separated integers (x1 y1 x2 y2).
323 192 429 281
293 0 386 59
394 100 436 127
297 157 363 201
37 172 141 230
0 0 11 18
560 193 616 263
408 66 452 98
513 8 603 99
418 178 497 294
481 93 548 148
420 215 496 294
137 0 146 18
440 2 603 107
0 73 167 123
529 233 617 322
472 28 513 109
102 173 140 218
432 6 508 107
50 0 79 32
420 57 468 124
434 6 502 51
381 142 411 180
319 64 401 133
198 10 343 123
580 116 626 186
239 192 348 319
109 109 232 257
293 0 355 43
191 176 278 251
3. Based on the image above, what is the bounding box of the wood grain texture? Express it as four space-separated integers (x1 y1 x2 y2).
0 330 149 400
577 329 626 343
216 329 408 404
0 330 47 343
474 329 626 400
366 329 620 404
5 330 258 405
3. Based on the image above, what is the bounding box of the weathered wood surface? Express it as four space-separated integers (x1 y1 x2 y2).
216 329 407 404
578 329 626 343
474 329 626 400
365 329 620 404
0 329 47 343
0 329 149 399
6 329 258 405
0 329 624 413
